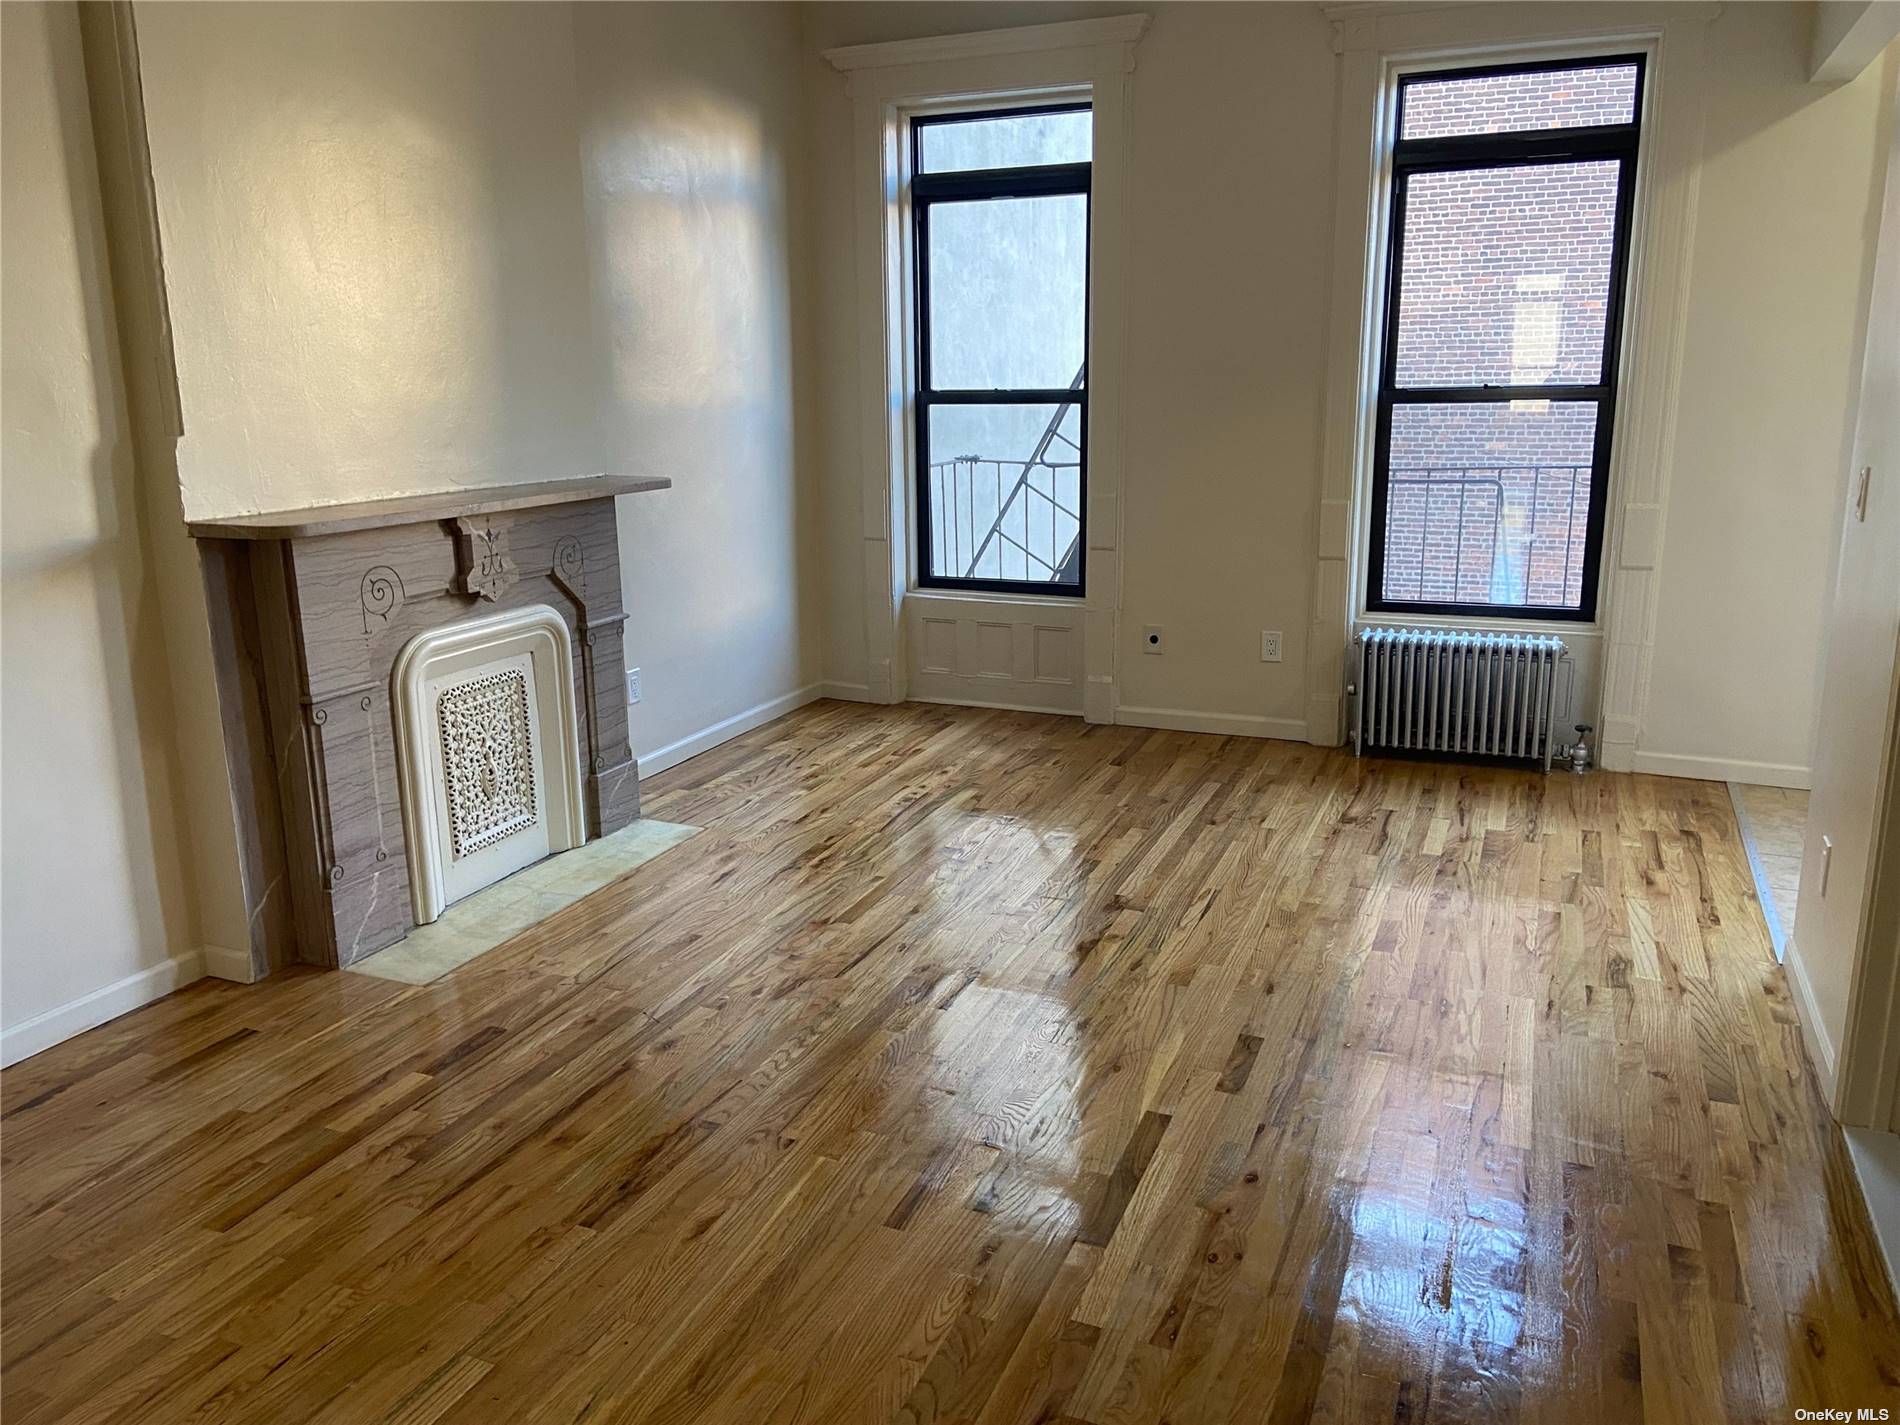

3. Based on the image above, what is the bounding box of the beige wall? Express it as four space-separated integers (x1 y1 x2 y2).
134 1 606 521
806 2 1893 784
1 2 199 1041
1790 71 1898 1100
135 0 823 773
1115 2 1335 726
574 2 824 767
1642 12 1897 784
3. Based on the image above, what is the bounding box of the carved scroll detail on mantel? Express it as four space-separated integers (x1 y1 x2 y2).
454 515 518 601
550 535 586 604
360 565 405 633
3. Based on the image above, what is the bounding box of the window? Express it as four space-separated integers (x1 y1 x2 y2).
1367 57 1644 620
912 105 1091 595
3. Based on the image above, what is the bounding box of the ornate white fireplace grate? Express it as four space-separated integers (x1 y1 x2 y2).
393 605 586 924
438 669 539 859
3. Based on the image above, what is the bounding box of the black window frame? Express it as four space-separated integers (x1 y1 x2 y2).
911 102 1092 598
1366 54 1647 623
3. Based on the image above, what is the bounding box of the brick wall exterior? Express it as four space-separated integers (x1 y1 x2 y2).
1384 404 1597 607
1401 64 1637 140
1382 65 1636 608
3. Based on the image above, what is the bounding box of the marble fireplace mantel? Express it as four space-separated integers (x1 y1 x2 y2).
191 474 669 976
186 473 670 541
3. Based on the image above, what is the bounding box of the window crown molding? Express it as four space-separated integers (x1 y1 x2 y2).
822 14 1151 73
1325 2 1719 54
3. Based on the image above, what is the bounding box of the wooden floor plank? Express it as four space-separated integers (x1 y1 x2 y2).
3 700 1896 1423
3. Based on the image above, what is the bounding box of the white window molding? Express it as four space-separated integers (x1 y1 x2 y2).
823 15 1151 74
826 16 1149 724
1309 2 1717 771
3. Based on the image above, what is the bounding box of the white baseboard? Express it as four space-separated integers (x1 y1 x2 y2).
910 693 1084 717
1630 750 1811 789
1844 1127 1900 1301
906 670 1083 716
1115 704 1309 742
637 683 825 779
1 949 204 1068
200 944 257 984
1784 935 1839 1103
820 680 873 702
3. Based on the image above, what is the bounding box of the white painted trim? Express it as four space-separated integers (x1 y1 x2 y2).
81 2 183 439
835 21 1143 728
911 694 1084 718
392 604 587 926
824 15 1150 72
1786 934 1841 1102
908 676 1082 715
904 593 1086 714
1843 1127 1900 1298
199 944 256 984
637 684 827 778
820 681 874 702
1832 645 1900 1129
1810 1 1900 84
1116 705 1310 743
1311 4 1715 772
1629 751 1811 789
1 951 204 1068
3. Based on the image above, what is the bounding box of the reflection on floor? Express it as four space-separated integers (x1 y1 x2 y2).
346 818 701 985
2 702 1894 1423
1730 782 1809 957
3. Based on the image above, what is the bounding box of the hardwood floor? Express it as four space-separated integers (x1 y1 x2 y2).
4 700 1896 1423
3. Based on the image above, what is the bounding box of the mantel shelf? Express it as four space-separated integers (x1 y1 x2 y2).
186 474 672 541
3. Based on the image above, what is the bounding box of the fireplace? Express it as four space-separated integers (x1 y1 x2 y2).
189 475 670 974
392 603 588 924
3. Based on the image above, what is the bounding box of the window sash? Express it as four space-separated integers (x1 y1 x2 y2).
912 108 1092 596
1367 58 1644 622
913 99 1094 177
1395 53 1646 148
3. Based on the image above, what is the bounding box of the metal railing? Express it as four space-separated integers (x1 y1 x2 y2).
928 368 1084 586
1384 465 1588 606
928 450 1081 583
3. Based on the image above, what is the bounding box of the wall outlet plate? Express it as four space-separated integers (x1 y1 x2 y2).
627 667 642 704
1260 630 1282 663
1141 625 1164 654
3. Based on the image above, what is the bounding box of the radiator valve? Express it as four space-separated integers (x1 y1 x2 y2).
1564 724 1595 775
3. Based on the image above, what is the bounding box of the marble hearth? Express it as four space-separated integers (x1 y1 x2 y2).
190 475 669 973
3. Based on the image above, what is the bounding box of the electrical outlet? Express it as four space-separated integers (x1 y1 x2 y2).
1260 630 1282 663
1141 625 1164 655
626 667 642 704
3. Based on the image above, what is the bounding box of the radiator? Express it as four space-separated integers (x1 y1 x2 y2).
1353 628 1572 771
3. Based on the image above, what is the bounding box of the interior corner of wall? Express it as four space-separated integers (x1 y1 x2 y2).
199 943 258 984
155 533 260 969
1305 694 1345 747
1598 715 1639 771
